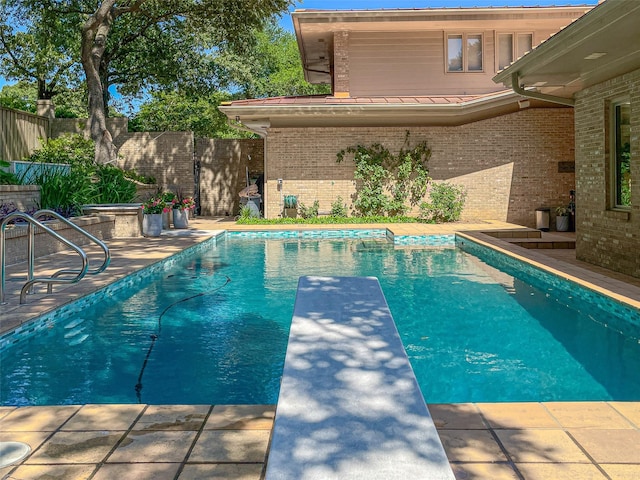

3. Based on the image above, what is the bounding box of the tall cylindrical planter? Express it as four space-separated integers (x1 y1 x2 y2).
142 213 163 237
173 209 189 229
556 215 570 232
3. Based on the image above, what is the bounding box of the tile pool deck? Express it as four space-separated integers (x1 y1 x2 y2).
1 218 639 479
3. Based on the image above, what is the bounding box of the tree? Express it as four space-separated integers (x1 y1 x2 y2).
216 22 331 98
0 0 83 100
129 90 251 139
80 0 293 164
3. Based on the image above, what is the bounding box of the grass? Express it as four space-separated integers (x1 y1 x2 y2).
236 215 431 225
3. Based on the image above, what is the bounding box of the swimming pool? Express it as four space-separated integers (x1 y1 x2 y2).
2 231 640 405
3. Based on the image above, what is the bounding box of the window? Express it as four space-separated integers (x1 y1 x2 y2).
612 100 632 207
497 33 533 70
447 33 483 72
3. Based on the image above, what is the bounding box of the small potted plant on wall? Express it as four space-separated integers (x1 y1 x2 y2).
555 206 570 232
283 195 297 218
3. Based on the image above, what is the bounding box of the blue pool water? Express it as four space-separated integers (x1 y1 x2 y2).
2 234 640 405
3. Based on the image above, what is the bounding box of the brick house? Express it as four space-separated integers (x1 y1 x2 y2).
495 0 640 278
219 6 592 224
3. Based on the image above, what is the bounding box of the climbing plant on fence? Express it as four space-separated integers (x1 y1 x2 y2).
336 132 431 217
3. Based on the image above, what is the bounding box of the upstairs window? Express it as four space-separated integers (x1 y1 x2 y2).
612 100 632 208
497 33 533 70
447 33 483 72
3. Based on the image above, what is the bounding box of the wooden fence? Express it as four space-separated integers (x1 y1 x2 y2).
0 106 49 162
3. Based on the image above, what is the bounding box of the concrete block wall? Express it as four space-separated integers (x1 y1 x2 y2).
0 185 40 211
574 68 640 278
264 108 575 226
196 138 264 217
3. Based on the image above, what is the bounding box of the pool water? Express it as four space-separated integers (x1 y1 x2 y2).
2 236 640 405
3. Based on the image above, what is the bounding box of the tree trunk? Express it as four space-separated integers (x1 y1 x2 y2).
81 2 118 165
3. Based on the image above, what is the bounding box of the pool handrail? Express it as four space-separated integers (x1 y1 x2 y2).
0 212 89 304
33 209 111 281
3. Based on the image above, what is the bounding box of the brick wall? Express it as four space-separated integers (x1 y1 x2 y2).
264 108 575 226
574 68 640 278
196 138 264 216
51 118 129 141
0 185 40 211
114 132 195 199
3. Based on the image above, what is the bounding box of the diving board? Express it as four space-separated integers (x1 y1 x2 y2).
265 276 455 480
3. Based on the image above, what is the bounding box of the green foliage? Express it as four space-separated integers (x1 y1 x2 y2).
620 142 631 206
26 134 94 167
19 134 137 214
238 205 254 220
330 196 348 218
336 132 431 217
129 90 248 138
0 160 19 184
217 22 331 99
123 169 156 185
94 165 137 204
0 2 83 100
419 182 467 223
236 215 419 225
298 200 319 219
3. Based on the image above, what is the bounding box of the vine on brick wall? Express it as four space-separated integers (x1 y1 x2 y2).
336 132 431 216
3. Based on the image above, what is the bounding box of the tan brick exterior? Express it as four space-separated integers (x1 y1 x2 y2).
196 138 264 217
264 108 575 226
574 68 640 278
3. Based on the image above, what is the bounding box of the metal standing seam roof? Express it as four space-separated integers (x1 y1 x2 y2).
222 93 498 107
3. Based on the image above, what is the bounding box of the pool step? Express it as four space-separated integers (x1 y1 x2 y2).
483 230 575 250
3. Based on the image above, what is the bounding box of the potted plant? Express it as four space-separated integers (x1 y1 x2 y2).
171 195 196 229
283 195 297 218
160 191 177 229
141 196 167 236
555 206 570 232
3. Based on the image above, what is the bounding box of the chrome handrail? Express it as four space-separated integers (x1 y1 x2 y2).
34 210 111 280
0 212 89 304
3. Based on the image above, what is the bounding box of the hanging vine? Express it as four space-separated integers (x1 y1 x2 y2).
336 131 431 216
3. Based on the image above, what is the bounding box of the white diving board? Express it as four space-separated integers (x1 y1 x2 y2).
265 276 455 480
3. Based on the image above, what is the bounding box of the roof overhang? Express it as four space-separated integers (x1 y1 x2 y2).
219 91 568 135
293 6 595 85
494 0 640 100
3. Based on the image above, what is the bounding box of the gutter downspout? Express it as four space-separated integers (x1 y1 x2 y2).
511 72 575 107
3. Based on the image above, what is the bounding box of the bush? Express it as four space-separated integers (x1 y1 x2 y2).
298 200 319 219
330 196 348 218
20 134 138 215
0 160 19 185
419 182 467 223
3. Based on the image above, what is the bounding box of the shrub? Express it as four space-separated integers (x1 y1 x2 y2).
419 182 467 223
330 196 348 217
0 160 19 185
298 200 319 219
336 132 431 217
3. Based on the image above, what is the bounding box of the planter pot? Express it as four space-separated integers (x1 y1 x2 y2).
556 215 570 232
162 208 173 229
142 213 163 237
173 209 189 229
284 207 297 218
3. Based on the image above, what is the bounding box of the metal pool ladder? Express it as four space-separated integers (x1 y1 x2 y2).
0 210 110 305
